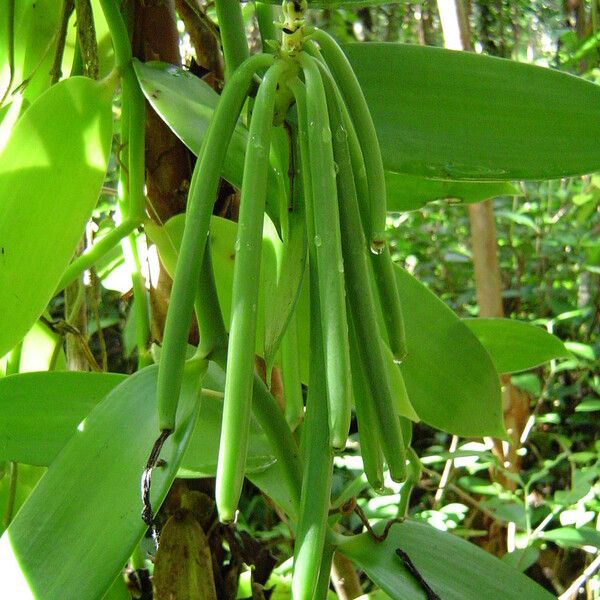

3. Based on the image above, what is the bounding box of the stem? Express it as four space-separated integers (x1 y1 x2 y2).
216 58 290 523
255 2 277 50
214 0 249 79
194 238 228 360
281 313 304 429
98 0 132 71
56 219 138 292
50 0 75 85
75 0 99 79
331 551 363 600
122 233 151 369
398 447 421 517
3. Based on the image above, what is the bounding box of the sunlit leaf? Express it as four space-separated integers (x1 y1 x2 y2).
0 76 113 357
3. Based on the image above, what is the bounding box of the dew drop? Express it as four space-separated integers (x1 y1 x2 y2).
321 126 331 143
234 239 241 252
370 240 385 255
337 260 344 274
313 235 322 247
333 162 339 175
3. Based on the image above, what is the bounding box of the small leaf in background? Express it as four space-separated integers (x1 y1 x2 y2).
495 210 540 232
0 76 113 357
542 526 600 549
501 547 540 573
564 341 596 362
338 520 555 599
463 318 570 373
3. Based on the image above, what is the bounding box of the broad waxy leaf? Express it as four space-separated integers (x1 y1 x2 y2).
133 60 510 214
0 76 113 357
0 366 276 476
338 520 555 599
464 318 570 374
295 265 500 434
0 361 205 599
133 60 246 189
0 371 126 465
345 43 600 180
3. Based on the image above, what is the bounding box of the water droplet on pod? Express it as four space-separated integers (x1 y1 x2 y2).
321 126 331 143
234 239 241 252
370 240 385 255
313 235 322 247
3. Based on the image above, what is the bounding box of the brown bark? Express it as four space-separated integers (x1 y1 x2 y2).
174 0 224 84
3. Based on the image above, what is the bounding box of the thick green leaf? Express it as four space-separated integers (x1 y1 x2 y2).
542 526 600 549
0 371 126 465
395 267 505 437
134 60 507 214
386 172 518 212
0 76 113 357
0 365 276 479
345 43 600 180
0 362 204 599
464 318 570 374
180 363 276 476
338 520 554 600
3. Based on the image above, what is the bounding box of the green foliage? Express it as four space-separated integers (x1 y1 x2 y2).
0 2 598 599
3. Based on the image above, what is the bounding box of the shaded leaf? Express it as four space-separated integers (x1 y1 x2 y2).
542 526 600 549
